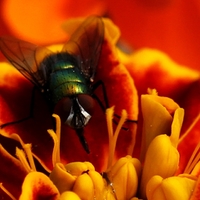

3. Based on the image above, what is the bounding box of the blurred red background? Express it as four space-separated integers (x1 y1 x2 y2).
0 0 200 70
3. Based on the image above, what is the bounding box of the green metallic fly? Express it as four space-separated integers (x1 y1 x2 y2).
0 16 105 154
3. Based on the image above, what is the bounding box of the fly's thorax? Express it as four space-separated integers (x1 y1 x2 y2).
48 64 91 104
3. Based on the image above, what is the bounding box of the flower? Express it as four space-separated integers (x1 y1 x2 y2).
0 3 200 199
0 93 199 199
0 111 141 199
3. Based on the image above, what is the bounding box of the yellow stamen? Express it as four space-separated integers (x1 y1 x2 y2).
47 114 61 166
114 110 128 141
47 129 60 167
23 144 36 171
0 183 16 200
179 113 200 144
191 161 200 176
106 107 127 170
170 108 184 148
53 114 61 148
184 143 200 175
147 88 158 95
10 134 36 171
106 106 114 170
15 147 32 173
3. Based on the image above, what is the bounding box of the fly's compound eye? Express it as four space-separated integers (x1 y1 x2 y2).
54 97 72 123
77 94 95 116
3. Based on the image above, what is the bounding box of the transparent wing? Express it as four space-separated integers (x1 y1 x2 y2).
62 16 104 81
0 36 53 88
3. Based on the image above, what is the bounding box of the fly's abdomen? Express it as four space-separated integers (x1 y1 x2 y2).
49 67 90 104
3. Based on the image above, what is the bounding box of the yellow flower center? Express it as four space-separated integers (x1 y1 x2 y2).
1 98 199 200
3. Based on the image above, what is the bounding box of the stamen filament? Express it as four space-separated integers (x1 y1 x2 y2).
184 143 200 174
0 183 16 200
112 110 127 158
23 144 36 171
47 114 61 166
47 129 60 167
15 147 32 173
106 107 128 171
179 113 200 144
10 134 36 171
53 114 61 163
53 114 61 149
114 110 128 142
170 108 184 148
106 106 114 170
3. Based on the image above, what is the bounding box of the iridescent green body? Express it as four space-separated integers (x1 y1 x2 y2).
49 59 91 104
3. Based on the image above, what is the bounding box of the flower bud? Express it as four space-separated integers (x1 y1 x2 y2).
139 134 180 198
49 163 76 194
72 170 105 200
88 170 105 200
140 108 184 199
106 155 141 200
140 94 178 160
65 162 95 176
60 191 81 200
146 174 196 200
72 173 94 200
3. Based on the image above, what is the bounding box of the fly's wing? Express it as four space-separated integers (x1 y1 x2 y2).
62 16 104 81
0 36 53 89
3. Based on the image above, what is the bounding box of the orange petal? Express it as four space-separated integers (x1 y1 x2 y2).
1 0 106 44
0 144 27 198
19 172 59 200
106 0 200 71
121 48 200 158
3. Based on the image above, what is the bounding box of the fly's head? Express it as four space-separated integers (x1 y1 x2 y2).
54 94 95 129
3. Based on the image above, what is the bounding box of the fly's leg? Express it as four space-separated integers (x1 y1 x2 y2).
0 86 37 129
92 80 137 130
92 80 108 112
114 113 138 131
